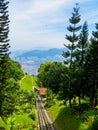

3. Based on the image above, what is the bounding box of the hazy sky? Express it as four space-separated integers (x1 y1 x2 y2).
9 0 98 50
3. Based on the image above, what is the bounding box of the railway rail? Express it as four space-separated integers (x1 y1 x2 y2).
36 97 54 130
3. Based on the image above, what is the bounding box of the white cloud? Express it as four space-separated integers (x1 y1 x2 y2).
9 0 98 50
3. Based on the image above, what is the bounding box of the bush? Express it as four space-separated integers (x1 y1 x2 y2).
29 110 36 120
72 103 89 113
91 117 98 130
0 127 5 130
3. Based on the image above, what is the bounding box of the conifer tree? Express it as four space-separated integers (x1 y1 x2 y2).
85 23 98 107
92 23 98 40
0 0 10 115
63 3 81 107
78 21 89 63
74 21 89 105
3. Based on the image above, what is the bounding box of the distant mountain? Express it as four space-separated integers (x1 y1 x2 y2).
11 48 66 75
10 50 27 59
16 48 65 58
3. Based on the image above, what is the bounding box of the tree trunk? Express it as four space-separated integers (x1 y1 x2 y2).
94 98 97 107
79 94 81 106
90 87 95 107
90 70 96 107
69 98 72 107
73 96 76 103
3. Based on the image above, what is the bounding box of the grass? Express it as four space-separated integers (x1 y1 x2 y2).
48 100 80 130
32 76 39 88
8 113 38 129
48 100 65 121
4 107 38 129
20 74 38 91
48 99 98 130
56 108 80 130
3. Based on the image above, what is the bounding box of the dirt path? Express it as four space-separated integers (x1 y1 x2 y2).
19 74 26 86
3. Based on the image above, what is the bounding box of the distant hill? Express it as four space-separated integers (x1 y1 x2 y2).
11 48 67 75
16 48 65 58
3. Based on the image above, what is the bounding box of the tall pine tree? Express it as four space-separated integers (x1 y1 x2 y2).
85 23 98 107
74 21 89 105
0 0 10 115
63 3 81 107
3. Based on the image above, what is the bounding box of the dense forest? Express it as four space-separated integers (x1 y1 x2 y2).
38 3 98 108
37 4 98 130
0 1 98 130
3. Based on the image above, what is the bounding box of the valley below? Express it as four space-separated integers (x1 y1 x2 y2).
11 48 65 75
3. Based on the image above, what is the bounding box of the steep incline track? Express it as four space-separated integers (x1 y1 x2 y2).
36 97 54 130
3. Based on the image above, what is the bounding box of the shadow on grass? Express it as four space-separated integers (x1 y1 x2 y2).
52 103 98 130
53 107 80 130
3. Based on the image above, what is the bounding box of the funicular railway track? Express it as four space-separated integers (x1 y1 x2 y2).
36 97 54 130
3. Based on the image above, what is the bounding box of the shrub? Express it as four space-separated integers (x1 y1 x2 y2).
91 117 98 130
29 110 36 120
0 127 5 130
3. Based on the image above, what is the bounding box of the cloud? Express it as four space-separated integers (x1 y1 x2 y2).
9 0 98 50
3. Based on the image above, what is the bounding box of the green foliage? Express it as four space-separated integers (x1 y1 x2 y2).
0 0 10 116
84 37 98 106
7 116 16 130
3 87 38 129
91 117 98 130
46 62 66 93
78 21 89 50
8 114 35 129
0 67 37 119
1 78 20 117
0 60 24 117
45 89 56 107
0 0 25 119
63 3 81 62
0 117 7 129
29 109 36 120
62 3 81 107
38 61 66 93
16 90 36 111
48 99 98 130
37 61 52 87
8 60 24 80
61 3 98 108
92 23 98 39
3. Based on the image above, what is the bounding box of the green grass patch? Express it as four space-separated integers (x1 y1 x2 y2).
13 114 33 125
48 100 65 120
48 100 98 130
20 75 38 91
49 101 80 130
31 76 39 88
7 113 38 129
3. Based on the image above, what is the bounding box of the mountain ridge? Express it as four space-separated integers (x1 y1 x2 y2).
11 48 66 75
15 48 65 58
